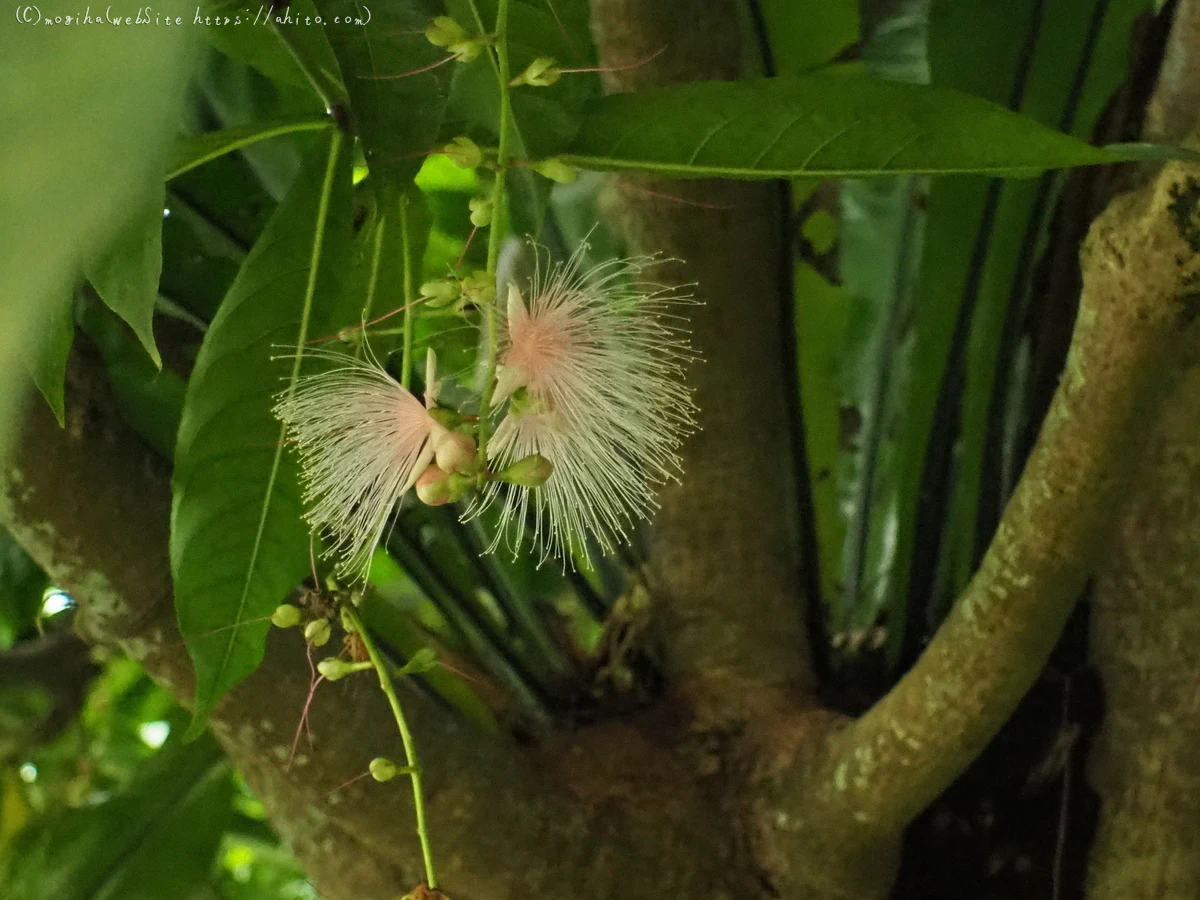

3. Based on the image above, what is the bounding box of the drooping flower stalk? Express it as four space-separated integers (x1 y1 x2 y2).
273 347 440 581
472 240 698 565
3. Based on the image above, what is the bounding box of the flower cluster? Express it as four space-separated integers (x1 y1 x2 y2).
274 240 697 576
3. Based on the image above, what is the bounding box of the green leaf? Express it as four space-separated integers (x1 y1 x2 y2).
316 0 454 190
0 0 193 452
396 646 438 676
79 298 186 459
352 184 431 360
564 74 1140 178
24 293 75 428
201 0 311 88
759 0 859 74
272 0 349 108
0 734 232 900
0 527 49 651
167 115 333 181
85 187 166 369
172 132 354 733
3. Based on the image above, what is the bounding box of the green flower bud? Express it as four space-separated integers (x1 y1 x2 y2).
442 135 483 170
339 604 357 634
448 39 482 62
460 270 495 307
468 195 493 227
270 604 302 628
510 56 561 87
420 278 461 309
369 757 398 782
532 158 578 184
304 618 331 648
496 453 554 487
425 15 468 49
317 657 372 681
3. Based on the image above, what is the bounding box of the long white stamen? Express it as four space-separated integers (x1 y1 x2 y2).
469 239 698 566
274 346 437 581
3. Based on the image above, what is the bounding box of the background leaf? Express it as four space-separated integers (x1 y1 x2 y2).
0 733 232 900
564 74 1138 178
24 295 75 429
171 132 353 730
85 187 167 369
0 0 194 449
316 0 454 190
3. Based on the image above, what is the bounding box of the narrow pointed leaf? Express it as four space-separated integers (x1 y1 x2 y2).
166 115 333 181
172 132 353 732
564 74 1143 178
25 293 75 427
86 186 166 368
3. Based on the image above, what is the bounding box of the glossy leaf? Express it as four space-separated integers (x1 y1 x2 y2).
172 132 353 732
564 74 1139 178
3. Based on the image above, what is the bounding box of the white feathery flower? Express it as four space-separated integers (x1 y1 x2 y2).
472 241 698 566
274 347 440 581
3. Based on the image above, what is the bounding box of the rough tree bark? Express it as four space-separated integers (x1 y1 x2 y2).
1086 3 1200 896
2 2 1200 899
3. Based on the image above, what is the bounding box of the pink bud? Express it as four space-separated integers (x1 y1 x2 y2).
434 430 478 474
416 465 453 506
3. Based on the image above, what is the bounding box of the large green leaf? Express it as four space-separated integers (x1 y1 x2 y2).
85 187 167 369
316 0 454 190
0 0 194 450
564 74 1137 178
172 132 353 731
0 734 232 900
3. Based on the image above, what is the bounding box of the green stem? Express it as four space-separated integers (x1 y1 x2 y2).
400 195 416 390
475 0 512 464
341 604 438 889
358 207 389 361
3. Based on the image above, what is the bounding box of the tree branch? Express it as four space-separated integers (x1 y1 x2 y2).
766 154 1200 894
0 339 757 900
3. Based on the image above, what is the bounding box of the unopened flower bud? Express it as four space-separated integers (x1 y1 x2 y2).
370 757 398 782
435 430 478 474
317 657 353 681
416 465 453 506
425 15 468 49
510 56 560 87
339 604 358 634
271 604 302 628
304 618 331 647
420 278 461 309
532 158 578 184
448 39 482 62
468 195 493 227
496 453 553 487
460 270 495 307
442 135 483 170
